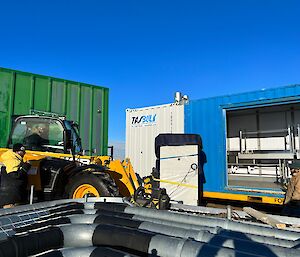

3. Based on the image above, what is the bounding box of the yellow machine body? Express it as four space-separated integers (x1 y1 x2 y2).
0 114 170 209
0 148 138 197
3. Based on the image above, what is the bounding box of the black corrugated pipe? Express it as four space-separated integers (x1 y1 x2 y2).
0 202 84 226
115 213 298 249
0 197 125 216
66 214 300 256
3 209 300 252
0 227 63 257
96 204 300 241
0 201 83 216
93 214 300 256
57 223 278 257
3 212 299 257
2 213 300 257
0 223 265 257
0 208 86 239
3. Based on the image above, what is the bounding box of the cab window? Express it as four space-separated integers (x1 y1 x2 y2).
10 117 65 152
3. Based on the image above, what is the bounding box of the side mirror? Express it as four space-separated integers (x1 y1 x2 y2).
64 130 73 151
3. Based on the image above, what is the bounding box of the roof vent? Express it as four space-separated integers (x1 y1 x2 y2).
174 92 189 105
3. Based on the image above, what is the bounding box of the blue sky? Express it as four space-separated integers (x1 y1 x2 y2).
0 0 300 142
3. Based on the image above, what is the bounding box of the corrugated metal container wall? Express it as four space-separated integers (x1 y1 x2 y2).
185 85 300 195
0 67 109 155
126 103 184 177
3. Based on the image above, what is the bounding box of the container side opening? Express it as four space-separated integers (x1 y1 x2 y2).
226 103 300 191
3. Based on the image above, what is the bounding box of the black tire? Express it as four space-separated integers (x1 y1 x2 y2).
65 172 119 199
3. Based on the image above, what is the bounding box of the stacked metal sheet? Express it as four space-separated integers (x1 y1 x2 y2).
0 198 299 257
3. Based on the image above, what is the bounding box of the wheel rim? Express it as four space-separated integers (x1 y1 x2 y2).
72 184 100 198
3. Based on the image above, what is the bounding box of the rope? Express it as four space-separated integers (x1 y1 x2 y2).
167 168 195 197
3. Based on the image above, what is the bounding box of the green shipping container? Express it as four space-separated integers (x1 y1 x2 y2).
0 67 109 155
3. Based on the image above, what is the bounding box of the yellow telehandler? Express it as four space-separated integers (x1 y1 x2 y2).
0 112 169 208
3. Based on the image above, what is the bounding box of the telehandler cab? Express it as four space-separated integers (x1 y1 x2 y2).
0 112 169 209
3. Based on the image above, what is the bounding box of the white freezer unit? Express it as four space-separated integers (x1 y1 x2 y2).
125 103 184 178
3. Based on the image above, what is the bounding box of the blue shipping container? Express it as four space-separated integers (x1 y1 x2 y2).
185 84 300 205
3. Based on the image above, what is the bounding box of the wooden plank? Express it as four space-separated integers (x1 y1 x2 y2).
243 207 286 229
